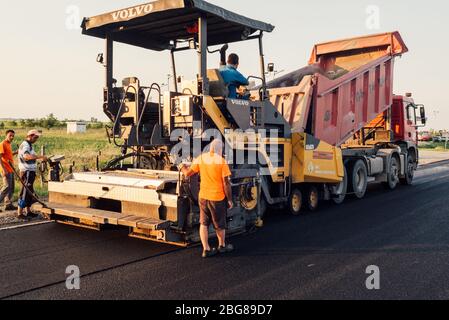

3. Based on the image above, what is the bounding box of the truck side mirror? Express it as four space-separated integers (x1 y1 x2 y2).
268 63 275 73
419 106 426 126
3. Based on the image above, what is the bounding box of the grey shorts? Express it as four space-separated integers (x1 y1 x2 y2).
199 199 227 231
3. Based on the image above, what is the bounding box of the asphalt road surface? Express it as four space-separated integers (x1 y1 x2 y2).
2 161 449 300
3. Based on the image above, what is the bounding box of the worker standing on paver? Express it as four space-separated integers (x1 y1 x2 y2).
182 139 235 258
17 130 47 220
220 53 249 99
0 130 18 212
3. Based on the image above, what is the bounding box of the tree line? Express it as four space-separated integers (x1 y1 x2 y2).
0 114 106 130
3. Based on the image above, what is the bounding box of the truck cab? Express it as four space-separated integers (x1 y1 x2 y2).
391 94 427 144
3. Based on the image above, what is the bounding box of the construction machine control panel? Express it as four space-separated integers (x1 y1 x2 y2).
171 96 193 117
121 77 142 124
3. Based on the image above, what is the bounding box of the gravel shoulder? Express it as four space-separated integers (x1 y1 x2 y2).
419 150 449 165
0 209 46 228
0 196 48 228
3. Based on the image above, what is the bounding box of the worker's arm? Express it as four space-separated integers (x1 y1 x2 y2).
235 70 249 86
181 165 196 178
181 157 201 178
0 145 7 172
23 153 47 162
222 161 233 209
20 143 47 162
12 144 18 156
0 152 7 173
223 176 234 209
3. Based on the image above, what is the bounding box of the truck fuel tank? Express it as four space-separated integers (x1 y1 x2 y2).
367 157 384 176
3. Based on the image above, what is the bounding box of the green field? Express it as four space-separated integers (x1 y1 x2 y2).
419 142 449 152
3 128 120 199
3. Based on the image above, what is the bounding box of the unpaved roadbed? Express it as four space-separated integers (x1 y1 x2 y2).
419 150 449 165
0 211 46 229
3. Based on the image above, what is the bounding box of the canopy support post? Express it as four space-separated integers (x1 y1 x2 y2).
105 35 113 93
198 15 209 96
170 49 178 93
104 34 115 127
259 32 267 100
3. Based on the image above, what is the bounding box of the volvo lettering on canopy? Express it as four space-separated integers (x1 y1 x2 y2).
111 4 154 22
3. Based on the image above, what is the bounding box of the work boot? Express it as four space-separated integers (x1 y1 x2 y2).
16 214 29 221
5 204 18 211
218 244 234 254
202 248 218 259
27 212 40 219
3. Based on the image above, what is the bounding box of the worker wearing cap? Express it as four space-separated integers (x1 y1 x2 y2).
182 139 235 258
220 53 249 99
0 130 18 212
17 130 47 219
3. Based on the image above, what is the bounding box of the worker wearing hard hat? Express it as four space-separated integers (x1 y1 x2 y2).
17 130 47 220
220 53 250 99
182 139 235 258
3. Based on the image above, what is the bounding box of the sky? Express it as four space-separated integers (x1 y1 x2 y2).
0 0 448 130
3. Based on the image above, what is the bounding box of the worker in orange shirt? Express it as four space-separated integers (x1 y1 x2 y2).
0 130 18 212
182 139 235 258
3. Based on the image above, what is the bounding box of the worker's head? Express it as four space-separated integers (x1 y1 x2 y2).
27 129 42 144
209 139 224 157
5 130 15 143
227 53 240 68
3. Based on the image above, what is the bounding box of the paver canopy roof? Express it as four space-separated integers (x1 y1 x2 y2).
82 0 275 50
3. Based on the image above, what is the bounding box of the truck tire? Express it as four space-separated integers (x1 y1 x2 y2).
332 166 348 205
383 156 400 190
306 186 319 212
289 188 303 216
349 160 368 199
400 154 415 186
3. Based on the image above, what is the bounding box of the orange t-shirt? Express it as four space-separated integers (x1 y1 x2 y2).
191 152 232 202
0 140 14 174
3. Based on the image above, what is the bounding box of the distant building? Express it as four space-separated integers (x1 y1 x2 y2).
67 122 87 134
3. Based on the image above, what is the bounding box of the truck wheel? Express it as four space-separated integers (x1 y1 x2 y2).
332 166 348 205
306 186 319 212
349 160 368 199
383 156 400 190
289 189 303 216
400 155 415 186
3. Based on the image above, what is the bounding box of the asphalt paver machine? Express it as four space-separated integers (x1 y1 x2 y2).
36 0 304 246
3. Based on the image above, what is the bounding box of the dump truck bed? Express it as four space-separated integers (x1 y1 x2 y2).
268 32 408 146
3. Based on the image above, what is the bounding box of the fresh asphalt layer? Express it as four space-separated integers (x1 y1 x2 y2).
1 161 449 300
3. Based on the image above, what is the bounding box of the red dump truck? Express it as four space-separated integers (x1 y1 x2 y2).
266 32 427 211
